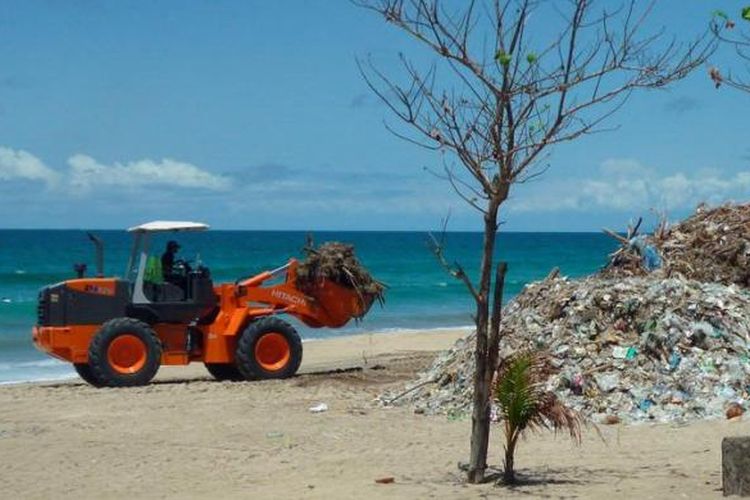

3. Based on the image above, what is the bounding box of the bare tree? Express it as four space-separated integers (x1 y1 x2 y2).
356 0 712 484
710 7 750 91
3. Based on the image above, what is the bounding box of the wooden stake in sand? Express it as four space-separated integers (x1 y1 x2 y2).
723 436 750 496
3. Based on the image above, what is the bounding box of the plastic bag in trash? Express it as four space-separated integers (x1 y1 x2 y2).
629 236 662 270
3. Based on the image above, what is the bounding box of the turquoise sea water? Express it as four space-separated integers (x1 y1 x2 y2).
0 230 618 383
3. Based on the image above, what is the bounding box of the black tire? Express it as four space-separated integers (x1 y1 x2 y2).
205 363 244 381
88 317 162 387
74 363 103 387
236 317 302 380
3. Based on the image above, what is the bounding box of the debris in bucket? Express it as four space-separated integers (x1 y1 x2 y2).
379 203 750 424
296 240 386 317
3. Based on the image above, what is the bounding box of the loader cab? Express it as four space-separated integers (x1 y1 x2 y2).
125 221 218 324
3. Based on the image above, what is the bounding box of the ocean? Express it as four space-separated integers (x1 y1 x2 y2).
0 230 618 384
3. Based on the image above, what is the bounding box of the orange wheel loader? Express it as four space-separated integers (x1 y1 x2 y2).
32 221 372 387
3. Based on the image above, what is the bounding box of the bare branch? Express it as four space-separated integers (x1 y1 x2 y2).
711 10 750 92
427 216 480 300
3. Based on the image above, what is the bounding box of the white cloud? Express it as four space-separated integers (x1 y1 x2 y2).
67 154 230 192
510 158 750 213
581 178 650 210
0 146 231 198
0 146 59 186
225 169 455 216
599 158 650 178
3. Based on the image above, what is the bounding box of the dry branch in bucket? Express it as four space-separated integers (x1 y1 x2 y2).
296 241 386 318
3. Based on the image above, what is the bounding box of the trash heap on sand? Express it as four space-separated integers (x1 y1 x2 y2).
382 203 750 423
603 202 750 287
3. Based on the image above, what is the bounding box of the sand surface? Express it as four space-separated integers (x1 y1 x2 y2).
0 328 745 499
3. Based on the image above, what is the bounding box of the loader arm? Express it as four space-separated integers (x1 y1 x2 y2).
234 259 366 328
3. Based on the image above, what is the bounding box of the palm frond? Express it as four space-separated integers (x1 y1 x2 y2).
536 392 582 443
495 353 561 423
493 350 581 483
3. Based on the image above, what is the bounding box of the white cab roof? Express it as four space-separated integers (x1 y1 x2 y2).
127 221 209 233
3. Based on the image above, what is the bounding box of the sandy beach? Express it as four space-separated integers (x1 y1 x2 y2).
0 328 745 499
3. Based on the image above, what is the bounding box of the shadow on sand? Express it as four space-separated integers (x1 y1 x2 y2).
482 465 626 489
43 365 369 389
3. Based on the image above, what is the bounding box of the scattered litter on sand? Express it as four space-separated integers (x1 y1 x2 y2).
381 203 750 424
309 402 329 413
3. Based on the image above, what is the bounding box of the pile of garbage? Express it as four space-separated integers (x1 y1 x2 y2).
296 241 386 313
604 203 750 287
383 275 750 423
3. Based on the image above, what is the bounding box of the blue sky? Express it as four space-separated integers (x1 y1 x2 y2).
0 1 748 231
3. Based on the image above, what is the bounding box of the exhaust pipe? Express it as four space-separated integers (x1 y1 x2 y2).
87 232 104 278
73 263 87 279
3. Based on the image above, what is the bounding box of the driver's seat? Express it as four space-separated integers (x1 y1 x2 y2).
143 256 186 302
130 264 218 324
159 283 185 302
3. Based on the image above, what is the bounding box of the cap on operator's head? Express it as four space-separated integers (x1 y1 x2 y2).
167 240 180 251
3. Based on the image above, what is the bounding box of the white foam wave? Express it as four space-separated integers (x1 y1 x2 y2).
0 355 75 385
0 373 76 386
301 324 474 342
368 325 475 335
0 358 65 371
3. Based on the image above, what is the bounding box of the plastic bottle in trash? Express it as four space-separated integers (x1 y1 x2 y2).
669 351 681 370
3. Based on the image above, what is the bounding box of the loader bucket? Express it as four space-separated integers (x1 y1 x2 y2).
308 279 375 328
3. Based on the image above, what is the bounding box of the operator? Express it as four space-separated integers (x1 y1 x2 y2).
161 240 183 286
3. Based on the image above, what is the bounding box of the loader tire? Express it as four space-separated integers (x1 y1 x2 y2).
88 318 162 387
74 363 103 387
236 317 302 380
205 363 244 381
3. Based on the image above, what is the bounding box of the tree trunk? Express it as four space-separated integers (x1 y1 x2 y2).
503 454 515 484
503 432 519 484
467 205 500 483
467 314 490 483
488 261 508 386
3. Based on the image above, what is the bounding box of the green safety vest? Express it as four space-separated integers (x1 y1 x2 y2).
144 256 163 284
